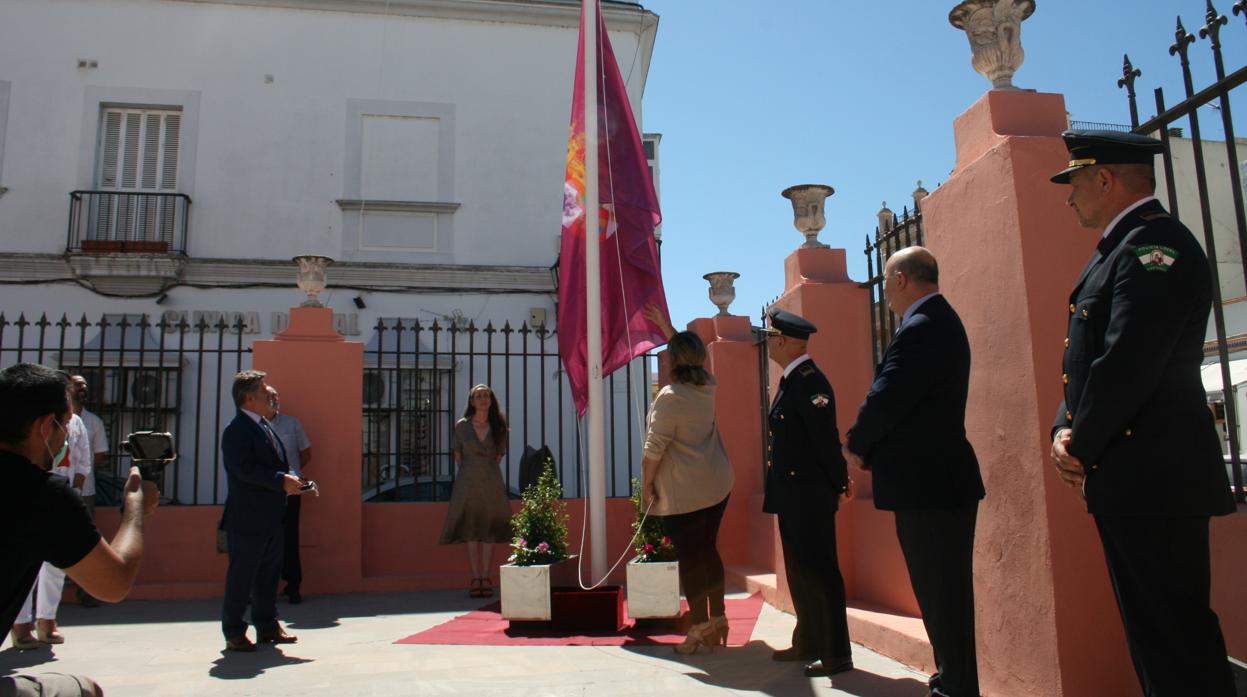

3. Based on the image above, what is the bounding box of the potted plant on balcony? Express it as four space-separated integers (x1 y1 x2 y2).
499 457 574 620
625 478 682 619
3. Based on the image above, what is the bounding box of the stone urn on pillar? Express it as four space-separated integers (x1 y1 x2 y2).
781 184 834 249
949 0 1036 90
703 271 740 316
293 255 333 308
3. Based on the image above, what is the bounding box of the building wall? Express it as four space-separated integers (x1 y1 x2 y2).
0 0 655 268
1160 136 1247 332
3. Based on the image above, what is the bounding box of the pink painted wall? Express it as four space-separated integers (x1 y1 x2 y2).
765 247 916 612
94 307 654 598
359 499 638 590
922 89 1238 697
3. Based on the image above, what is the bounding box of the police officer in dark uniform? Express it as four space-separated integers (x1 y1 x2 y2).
762 309 854 678
1050 130 1237 697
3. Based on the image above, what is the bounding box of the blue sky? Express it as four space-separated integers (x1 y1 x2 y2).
639 0 1247 328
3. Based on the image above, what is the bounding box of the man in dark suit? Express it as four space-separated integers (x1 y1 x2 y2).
1049 130 1236 697
844 247 985 697
762 309 855 679
220 369 303 652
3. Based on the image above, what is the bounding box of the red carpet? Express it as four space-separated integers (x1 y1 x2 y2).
396 593 764 647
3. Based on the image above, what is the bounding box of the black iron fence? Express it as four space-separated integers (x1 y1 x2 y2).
1116 3 1247 501
362 318 655 502
67 190 191 254
0 311 654 505
862 194 927 364
0 312 250 506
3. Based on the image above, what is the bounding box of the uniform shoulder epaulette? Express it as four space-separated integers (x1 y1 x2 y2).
797 363 817 377
1139 211 1170 221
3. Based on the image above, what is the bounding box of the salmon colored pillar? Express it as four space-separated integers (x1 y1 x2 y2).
920 90 1136 697
767 247 885 611
252 306 364 595
686 314 768 575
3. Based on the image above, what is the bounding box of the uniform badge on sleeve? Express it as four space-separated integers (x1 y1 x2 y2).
1135 245 1178 272
810 394 830 408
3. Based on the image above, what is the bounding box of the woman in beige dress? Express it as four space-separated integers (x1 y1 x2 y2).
640 317 735 655
439 384 512 597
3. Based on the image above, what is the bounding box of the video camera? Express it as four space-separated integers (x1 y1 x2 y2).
120 431 176 482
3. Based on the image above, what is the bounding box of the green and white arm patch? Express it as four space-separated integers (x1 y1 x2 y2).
1135 244 1178 272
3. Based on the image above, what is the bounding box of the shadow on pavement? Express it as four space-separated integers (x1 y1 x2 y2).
208 647 313 680
50 590 487 633
817 669 930 697
623 638 929 697
0 646 64 675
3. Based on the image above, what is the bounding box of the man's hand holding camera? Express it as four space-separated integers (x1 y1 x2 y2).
123 466 160 517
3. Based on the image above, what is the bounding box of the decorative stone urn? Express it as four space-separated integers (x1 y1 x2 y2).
625 559 681 619
500 555 578 621
781 184 834 249
292 255 333 308
949 0 1036 90
703 271 740 316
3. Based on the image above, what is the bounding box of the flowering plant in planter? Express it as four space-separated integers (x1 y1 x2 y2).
631 479 677 562
508 457 569 566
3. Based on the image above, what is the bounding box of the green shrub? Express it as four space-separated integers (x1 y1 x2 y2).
508 457 570 566
631 478 677 562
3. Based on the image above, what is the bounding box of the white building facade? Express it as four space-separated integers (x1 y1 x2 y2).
0 0 661 504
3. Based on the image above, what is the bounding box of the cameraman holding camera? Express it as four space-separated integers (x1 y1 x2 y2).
1 363 158 697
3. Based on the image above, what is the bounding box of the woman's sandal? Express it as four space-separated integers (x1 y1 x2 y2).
468 578 484 598
9 628 40 651
479 578 494 598
674 620 717 655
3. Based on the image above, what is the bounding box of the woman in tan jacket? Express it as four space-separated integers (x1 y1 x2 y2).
641 326 734 655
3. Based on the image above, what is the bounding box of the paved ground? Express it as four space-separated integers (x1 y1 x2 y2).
1 591 931 697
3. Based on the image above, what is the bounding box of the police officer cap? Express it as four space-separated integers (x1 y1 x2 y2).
1049 129 1164 184
765 309 817 340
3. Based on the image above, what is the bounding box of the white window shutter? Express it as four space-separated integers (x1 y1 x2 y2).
161 113 180 190
95 107 183 244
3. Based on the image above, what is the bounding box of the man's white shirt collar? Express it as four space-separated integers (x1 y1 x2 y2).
1102 195 1156 239
782 354 811 381
241 408 265 425
902 292 941 325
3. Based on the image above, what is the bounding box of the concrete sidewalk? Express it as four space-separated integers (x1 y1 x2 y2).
0 591 931 696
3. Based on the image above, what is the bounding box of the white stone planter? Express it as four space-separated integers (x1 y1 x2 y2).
626 558 681 619
499 555 577 621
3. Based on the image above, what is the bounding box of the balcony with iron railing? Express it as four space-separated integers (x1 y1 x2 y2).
65 190 192 295
67 190 191 255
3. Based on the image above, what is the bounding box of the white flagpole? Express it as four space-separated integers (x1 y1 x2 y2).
583 0 608 583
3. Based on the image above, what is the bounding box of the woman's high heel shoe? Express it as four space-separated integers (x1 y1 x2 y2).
708 615 729 647
674 620 717 655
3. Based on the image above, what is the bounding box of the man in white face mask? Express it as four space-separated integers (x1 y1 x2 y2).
9 377 85 649
1 363 159 697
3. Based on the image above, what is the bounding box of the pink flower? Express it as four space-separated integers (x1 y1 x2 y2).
516 538 527 548
536 542 549 553
661 536 672 547
643 543 655 554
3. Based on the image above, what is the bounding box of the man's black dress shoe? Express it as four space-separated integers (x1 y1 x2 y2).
257 626 298 644
803 657 854 677
225 636 256 652
771 646 808 662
